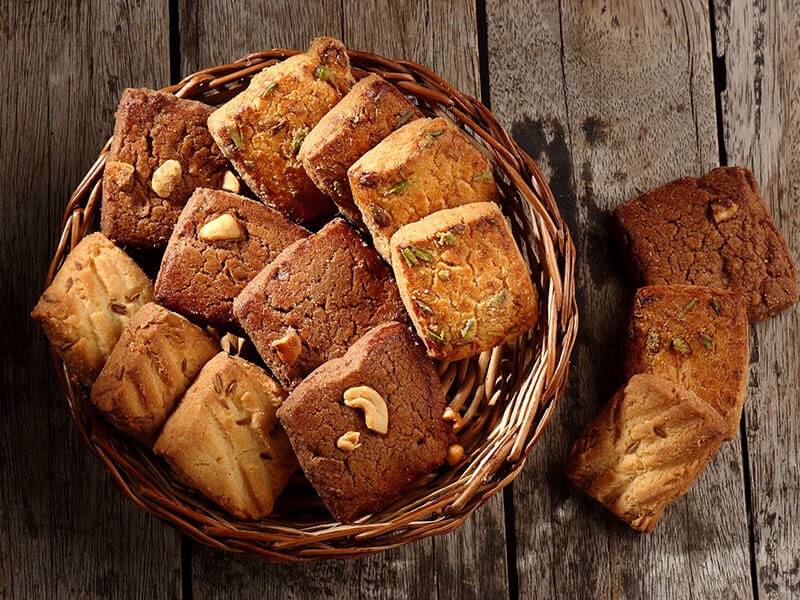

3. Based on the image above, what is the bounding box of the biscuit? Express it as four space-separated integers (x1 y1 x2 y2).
155 188 309 331
154 353 296 520
101 88 230 248
298 74 423 225
90 303 219 446
348 116 498 260
614 166 798 321
567 373 727 533
31 233 154 386
390 202 538 361
623 285 749 439
233 218 409 391
208 37 355 224
276 322 452 523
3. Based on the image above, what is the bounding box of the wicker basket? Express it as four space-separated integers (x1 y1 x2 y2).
46 48 578 560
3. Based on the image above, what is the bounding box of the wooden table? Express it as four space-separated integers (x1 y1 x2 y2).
3 1 798 598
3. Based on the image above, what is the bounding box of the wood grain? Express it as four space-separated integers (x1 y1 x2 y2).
487 1 753 597
179 2 508 597
714 1 800 597
0 1 182 599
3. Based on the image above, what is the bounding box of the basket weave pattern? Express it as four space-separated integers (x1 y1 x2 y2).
46 49 578 560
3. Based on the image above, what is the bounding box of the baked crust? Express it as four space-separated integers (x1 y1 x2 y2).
614 166 798 321
31 233 154 386
348 117 498 261
567 373 727 533
154 353 296 520
390 202 538 361
90 303 219 446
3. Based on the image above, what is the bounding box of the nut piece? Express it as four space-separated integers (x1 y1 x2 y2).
343 385 388 434
336 431 361 452
270 328 302 364
198 214 242 241
151 159 182 198
221 170 241 193
446 443 465 466
442 406 463 432
710 200 739 224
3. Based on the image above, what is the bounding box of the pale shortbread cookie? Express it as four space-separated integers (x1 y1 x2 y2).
31 232 154 386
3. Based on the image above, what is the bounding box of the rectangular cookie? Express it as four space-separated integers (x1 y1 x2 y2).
90 303 220 446
348 116 498 261
233 218 409 391
276 322 453 523
154 188 310 331
567 373 728 533
614 166 798 321
31 233 154 386
298 73 423 225
101 88 231 248
207 37 355 224
624 285 749 440
390 202 538 361
153 353 296 520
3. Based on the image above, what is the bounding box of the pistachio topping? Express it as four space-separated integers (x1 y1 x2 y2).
396 109 414 127
646 330 660 352
413 298 435 315
699 332 714 350
437 270 450 281
384 179 410 195
710 297 722 314
315 65 331 81
461 317 477 339
408 245 433 263
261 82 277 97
371 205 391 227
473 170 493 182
672 338 691 355
401 247 419 267
676 298 698 319
229 127 244 149
289 128 309 155
436 231 458 246
426 328 446 345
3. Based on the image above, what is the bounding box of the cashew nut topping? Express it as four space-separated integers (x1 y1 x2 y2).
221 170 241 193
336 431 361 452
343 385 388 434
270 328 302 365
710 200 739 224
442 406 463 432
198 214 242 241
446 443 465 466
151 159 182 198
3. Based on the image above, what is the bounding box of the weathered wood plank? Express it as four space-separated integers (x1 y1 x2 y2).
714 1 800 597
487 1 753 598
0 1 182 599
180 1 508 596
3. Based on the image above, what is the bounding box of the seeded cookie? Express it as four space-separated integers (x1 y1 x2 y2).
567 373 728 533
91 303 219 446
208 37 355 224
276 322 452 523
615 166 798 321
234 219 408 391
390 202 538 361
298 74 423 225
348 116 498 261
101 88 231 248
31 233 154 386
623 285 749 440
155 188 309 331
154 353 296 520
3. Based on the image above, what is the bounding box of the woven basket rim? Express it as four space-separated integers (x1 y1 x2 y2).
45 46 579 561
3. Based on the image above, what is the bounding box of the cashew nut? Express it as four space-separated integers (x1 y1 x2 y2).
710 200 739 224
270 328 302 365
446 443 465 466
198 214 242 241
151 159 182 198
343 385 388 434
221 170 241 193
442 406 463 432
336 431 361 451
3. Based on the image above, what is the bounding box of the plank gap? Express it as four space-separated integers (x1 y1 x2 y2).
169 0 182 84
502 485 519 600
180 534 193 600
707 0 728 166
476 0 491 108
738 417 761 600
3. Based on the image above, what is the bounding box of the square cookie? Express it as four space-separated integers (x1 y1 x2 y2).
348 116 498 261
276 321 453 523
90 303 219 446
207 37 355 224
155 188 310 331
624 285 749 440
614 166 798 321
31 233 154 386
233 218 409 391
298 73 423 225
390 202 538 361
154 353 296 520
101 88 231 248
567 373 727 533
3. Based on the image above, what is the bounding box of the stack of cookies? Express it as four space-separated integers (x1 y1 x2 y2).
32 38 541 523
567 166 798 532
